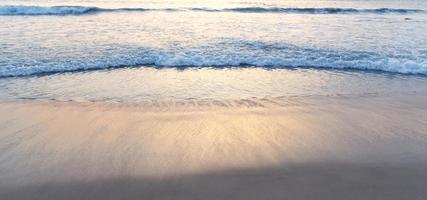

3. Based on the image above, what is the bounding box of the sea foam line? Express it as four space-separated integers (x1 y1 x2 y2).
1 45 426 77
0 5 424 16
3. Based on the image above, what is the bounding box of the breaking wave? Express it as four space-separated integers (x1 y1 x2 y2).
1 40 426 77
0 5 424 16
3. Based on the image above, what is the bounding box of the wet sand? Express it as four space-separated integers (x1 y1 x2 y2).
0 94 427 200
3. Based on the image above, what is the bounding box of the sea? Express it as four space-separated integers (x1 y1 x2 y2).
0 0 426 102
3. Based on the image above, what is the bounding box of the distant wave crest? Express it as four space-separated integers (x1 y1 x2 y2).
0 5 424 16
0 5 100 15
223 7 423 14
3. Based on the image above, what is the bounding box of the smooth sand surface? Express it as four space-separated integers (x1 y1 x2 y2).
0 94 427 200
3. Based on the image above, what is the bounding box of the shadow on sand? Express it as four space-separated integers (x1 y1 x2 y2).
1 163 426 200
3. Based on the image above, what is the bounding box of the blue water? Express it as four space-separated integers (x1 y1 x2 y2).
0 0 426 77
0 0 427 102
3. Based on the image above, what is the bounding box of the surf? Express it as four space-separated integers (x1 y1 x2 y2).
0 5 424 16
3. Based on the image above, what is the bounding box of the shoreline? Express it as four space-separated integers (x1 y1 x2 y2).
2 67 426 103
1 93 426 199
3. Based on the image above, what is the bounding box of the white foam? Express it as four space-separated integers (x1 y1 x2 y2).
1 41 426 77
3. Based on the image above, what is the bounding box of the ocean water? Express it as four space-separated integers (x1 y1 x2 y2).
0 0 427 102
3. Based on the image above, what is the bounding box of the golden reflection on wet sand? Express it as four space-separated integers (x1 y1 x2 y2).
0 93 426 199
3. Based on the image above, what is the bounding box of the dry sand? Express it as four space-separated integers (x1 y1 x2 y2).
0 94 426 200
